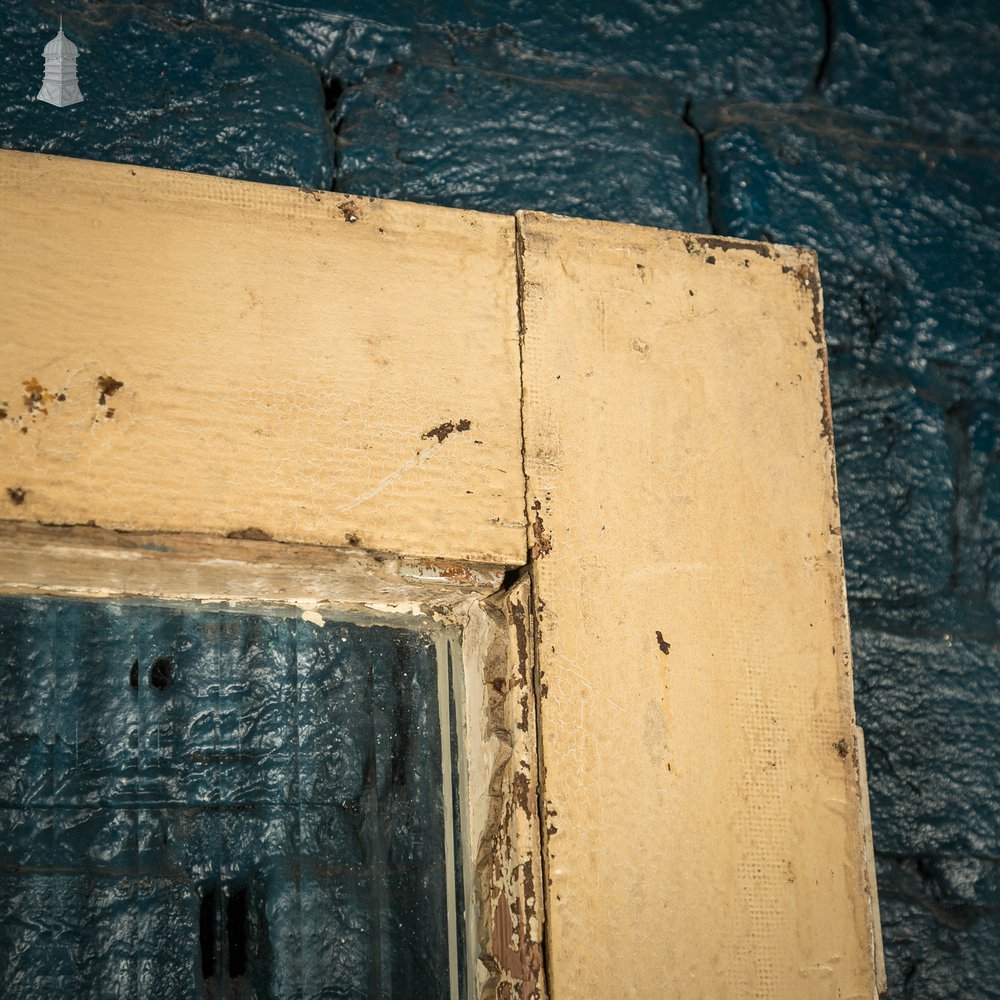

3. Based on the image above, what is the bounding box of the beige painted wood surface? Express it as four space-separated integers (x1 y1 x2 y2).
519 213 881 999
0 150 882 998
0 150 524 565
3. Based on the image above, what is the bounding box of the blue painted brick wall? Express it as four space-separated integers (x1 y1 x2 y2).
2 3 997 995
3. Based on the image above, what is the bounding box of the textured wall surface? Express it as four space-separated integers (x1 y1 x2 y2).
1 1 997 995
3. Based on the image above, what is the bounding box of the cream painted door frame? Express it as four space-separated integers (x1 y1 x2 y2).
0 149 884 999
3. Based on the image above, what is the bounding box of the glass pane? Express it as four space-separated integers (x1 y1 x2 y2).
0 596 460 1000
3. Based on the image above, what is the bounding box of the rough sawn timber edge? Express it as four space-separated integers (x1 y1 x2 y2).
517 210 884 999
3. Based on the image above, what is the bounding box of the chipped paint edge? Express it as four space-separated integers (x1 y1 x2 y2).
0 521 506 629
459 578 547 1000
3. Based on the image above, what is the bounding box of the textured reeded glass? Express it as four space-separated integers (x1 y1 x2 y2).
0 596 460 999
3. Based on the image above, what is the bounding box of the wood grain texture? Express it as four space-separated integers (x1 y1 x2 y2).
0 522 504 624
519 213 881 999
0 150 525 565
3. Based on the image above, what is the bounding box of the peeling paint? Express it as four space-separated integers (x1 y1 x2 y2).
400 557 505 591
695 234 774 259
338 199 360 222
364 600 424 616
22 378 51 414
96 374 123 406
422 418 472 443
529 500 551 560
469 581 547 1000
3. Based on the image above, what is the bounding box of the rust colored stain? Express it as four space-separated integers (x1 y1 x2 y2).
421 418 472 443
96 375 124 406
6 487 26 505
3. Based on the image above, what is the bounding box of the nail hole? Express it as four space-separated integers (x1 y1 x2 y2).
150 656 172 691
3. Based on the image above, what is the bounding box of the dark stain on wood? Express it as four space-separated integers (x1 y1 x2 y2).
422 418 472 443
694 233 773 259
529 499 551 559
225 527 273 542
96 375 124 406
22 378 49 414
